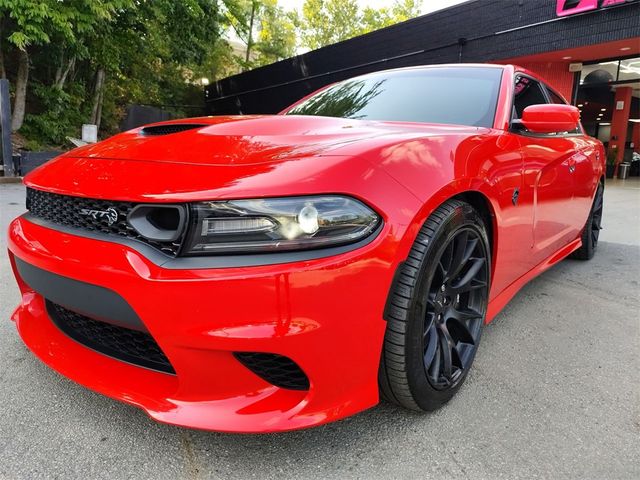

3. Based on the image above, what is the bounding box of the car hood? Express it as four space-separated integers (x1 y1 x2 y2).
59 115 479 166
25 115 486 202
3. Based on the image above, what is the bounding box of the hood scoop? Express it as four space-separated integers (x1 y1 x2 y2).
140 123 208 136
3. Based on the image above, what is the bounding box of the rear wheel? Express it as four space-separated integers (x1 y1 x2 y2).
571 182 603 260
379 200 490 411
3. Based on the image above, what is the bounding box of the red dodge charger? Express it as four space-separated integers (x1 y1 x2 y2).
7 64 605 432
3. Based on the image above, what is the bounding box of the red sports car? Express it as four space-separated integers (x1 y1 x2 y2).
8 64 605 432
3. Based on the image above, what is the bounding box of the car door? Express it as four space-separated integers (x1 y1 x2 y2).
511 75 577 265
545 86 598 234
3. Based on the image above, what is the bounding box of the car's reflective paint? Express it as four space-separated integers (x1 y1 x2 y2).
7 64 605 432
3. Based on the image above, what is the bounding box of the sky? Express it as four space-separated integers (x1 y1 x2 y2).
277 0 470 15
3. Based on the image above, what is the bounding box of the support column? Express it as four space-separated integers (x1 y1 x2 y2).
609 87 632 168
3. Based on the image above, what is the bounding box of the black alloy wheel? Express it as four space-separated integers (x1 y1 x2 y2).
590 184 604 249
572 182 604 260
422 228 487 390
380 199 490 411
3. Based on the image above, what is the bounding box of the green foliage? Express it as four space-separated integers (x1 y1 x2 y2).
301 0 361 51
300 0 422 50
2 0 425 147
362 0 422 31
224 0 296 70
20 81 89 146
255 1 297 66
0 0 124 52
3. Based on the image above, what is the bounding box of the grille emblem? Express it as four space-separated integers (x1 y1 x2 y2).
79 207 118 225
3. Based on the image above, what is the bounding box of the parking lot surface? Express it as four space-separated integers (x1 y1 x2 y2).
1 179 638 480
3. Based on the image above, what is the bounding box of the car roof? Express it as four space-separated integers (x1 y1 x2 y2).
354 63 508 76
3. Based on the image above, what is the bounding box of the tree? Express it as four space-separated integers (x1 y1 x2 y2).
362 0 422 31
300 0 362 51
300 0 423 51
85 0 223 129
0 0 123 131
223 0 297 71
255 0 297 66
225 0 263 70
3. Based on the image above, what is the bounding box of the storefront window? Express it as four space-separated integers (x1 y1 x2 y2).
618 58 640 82
580 57 640 85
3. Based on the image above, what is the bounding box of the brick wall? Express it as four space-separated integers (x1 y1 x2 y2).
205 0 640 114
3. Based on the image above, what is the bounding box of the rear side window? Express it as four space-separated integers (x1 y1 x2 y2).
513 76 548 119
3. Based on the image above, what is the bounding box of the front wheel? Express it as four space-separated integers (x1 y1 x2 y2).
379 200 490 411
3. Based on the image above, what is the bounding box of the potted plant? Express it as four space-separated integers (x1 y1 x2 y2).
606 147 617 179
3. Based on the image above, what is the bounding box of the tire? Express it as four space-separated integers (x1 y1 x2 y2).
571 182 604 261
379 199 490 411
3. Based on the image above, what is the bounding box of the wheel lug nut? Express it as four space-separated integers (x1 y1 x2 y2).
441 285 446 292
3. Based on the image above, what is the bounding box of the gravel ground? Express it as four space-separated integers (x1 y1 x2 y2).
0 179 638 480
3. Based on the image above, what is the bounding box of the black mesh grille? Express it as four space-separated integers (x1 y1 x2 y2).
234 352 310 390
46 301 175 374
140 123 207 135
26 187 184 256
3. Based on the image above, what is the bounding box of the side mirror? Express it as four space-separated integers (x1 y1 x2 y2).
521 104 580 134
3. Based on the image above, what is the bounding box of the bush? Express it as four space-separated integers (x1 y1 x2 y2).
20 82 90 148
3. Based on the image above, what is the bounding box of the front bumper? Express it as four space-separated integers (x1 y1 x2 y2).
8 215 398 432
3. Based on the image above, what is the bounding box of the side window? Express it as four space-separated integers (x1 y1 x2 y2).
513 75 548 119
547 88 566 105
545 85 581 134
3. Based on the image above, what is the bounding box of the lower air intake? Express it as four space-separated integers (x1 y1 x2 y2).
234 352 310 390
46 301 175 374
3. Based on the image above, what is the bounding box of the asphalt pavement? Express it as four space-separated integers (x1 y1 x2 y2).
0 179 638 480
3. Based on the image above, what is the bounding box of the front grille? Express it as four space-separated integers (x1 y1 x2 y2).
26 187 184 256
46 301 175 374
234 352 310 390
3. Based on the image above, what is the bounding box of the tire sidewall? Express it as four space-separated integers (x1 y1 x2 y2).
405 203 491 410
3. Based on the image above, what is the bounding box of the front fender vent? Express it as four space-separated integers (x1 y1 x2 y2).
140 123 207 136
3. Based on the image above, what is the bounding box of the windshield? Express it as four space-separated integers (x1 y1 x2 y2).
285 67 503 128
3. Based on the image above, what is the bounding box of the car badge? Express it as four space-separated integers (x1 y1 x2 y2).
79 207 119 226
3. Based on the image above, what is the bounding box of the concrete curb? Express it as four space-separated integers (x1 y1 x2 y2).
0 176 23 184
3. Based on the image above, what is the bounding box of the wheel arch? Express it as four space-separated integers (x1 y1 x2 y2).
383 188 498 322
451 190 496 259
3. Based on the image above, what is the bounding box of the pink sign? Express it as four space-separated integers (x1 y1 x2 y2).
556 0 635 17
556 0 598 17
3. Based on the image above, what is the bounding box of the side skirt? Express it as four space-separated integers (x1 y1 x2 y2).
486 238 582 323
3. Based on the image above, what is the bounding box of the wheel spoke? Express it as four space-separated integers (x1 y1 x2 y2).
428 340 442 381
447 316 476 345
447 231 471 281
450 306 482 324
439 242 454 277
420 223 489 391
438 323 454 380
451 257 486 292
426 292 437 307
451 343 464 369
423 324 438 367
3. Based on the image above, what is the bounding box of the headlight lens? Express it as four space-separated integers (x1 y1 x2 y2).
183 195 381 255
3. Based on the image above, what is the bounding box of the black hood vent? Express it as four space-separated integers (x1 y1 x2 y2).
140 123 207 136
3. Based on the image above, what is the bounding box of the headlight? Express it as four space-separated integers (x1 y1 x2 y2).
183 195 381 255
